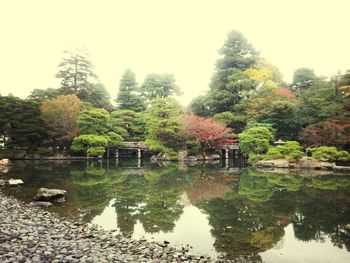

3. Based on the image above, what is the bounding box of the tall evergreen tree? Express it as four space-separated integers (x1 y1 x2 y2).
56 49 98 97
192 31 259 116
116 69 145 112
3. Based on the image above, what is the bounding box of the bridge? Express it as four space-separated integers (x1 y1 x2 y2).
110 139 240 160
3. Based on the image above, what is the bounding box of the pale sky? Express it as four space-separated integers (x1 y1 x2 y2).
0 0 349 106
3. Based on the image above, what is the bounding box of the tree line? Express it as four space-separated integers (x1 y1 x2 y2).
0 31 349 160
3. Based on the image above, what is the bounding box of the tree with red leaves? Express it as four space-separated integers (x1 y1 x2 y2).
184 114 232 156
299 121 350 149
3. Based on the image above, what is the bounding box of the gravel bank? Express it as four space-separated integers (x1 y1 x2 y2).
0 191 225 263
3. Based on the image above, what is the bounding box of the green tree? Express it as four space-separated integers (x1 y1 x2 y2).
27 88 60 103
85 83 114 111
71 134 108 157
110 110 146 141
0 95 45 149
116 69 145 112
291 67 317 91
239 127 274 161
56 49 98 98
141 73 181 101
77 108 110 135
204 31 259 114
145 98 186 155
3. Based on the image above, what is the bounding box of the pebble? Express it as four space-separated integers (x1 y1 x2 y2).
0 191 218 262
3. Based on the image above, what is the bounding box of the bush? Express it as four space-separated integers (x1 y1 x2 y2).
239 127 274 157
308 146 350 161
288 150 305 159
87 146 106 157
261 141 305 161
248 153 264 164
264 147 283 160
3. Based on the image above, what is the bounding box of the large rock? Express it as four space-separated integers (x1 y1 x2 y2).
34 188 67 202
255 159 289 168
8 179 24 186
150 153 170 162
178 150 188 161
333 166 350 172
0 158 11 166
183 156 198 163
297 157 334 170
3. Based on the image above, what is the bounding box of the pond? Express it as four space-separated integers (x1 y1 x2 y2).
1 159 350 262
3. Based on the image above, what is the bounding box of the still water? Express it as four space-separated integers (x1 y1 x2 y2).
1 160 350 262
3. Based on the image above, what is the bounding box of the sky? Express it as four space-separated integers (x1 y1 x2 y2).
0 0 349 106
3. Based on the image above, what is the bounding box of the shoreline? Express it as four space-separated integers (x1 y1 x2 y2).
0 191 222 263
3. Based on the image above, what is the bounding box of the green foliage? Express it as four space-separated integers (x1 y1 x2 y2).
141 73 181 101
107 132 124 148
239 127 274 157
78 108 110 135
263 141 305 160
0 95 46 149
27 88 60 103
145 98 186 153
116 69 145 112
71 134 108 156
307 146 350 161
56 49 98 99
110 109 146 141
264 148 283 160
87 146 106 157
292 68 316 91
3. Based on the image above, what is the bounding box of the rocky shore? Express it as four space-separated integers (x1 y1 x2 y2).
0 191 231 263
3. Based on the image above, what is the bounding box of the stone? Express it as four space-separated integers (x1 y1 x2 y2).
183 156 198 163
333 165 350 172
8 179 24 186
34 188 67 202
0 179 6 187
33 201 53 207
178 150 188 161
297 157 334 170
254 160 289 168
0 158 11 166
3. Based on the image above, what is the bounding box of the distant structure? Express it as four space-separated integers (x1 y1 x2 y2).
274 139 285 146
214 138 240 159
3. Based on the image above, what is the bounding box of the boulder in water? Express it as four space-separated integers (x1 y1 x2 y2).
0 158 11 166
34 188 67 202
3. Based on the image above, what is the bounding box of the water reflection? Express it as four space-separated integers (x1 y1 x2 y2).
2 160 350 262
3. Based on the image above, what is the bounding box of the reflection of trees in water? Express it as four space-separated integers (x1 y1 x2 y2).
198 170 350 260
69 163 350 259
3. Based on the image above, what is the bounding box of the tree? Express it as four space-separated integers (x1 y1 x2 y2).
85 83 114 111
291 68 317 91
56 49 99 101
203 31 259 114
77 108 110 135
239 127 274 160
0 95 45 149
145 98 186 154
299 121 350 149
110 110 146 141
27 88 60 103
141 73 181 101
184 113 232 156
235 86 297 139
116 69 145 112
40 94 81 144
71 134 109 157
